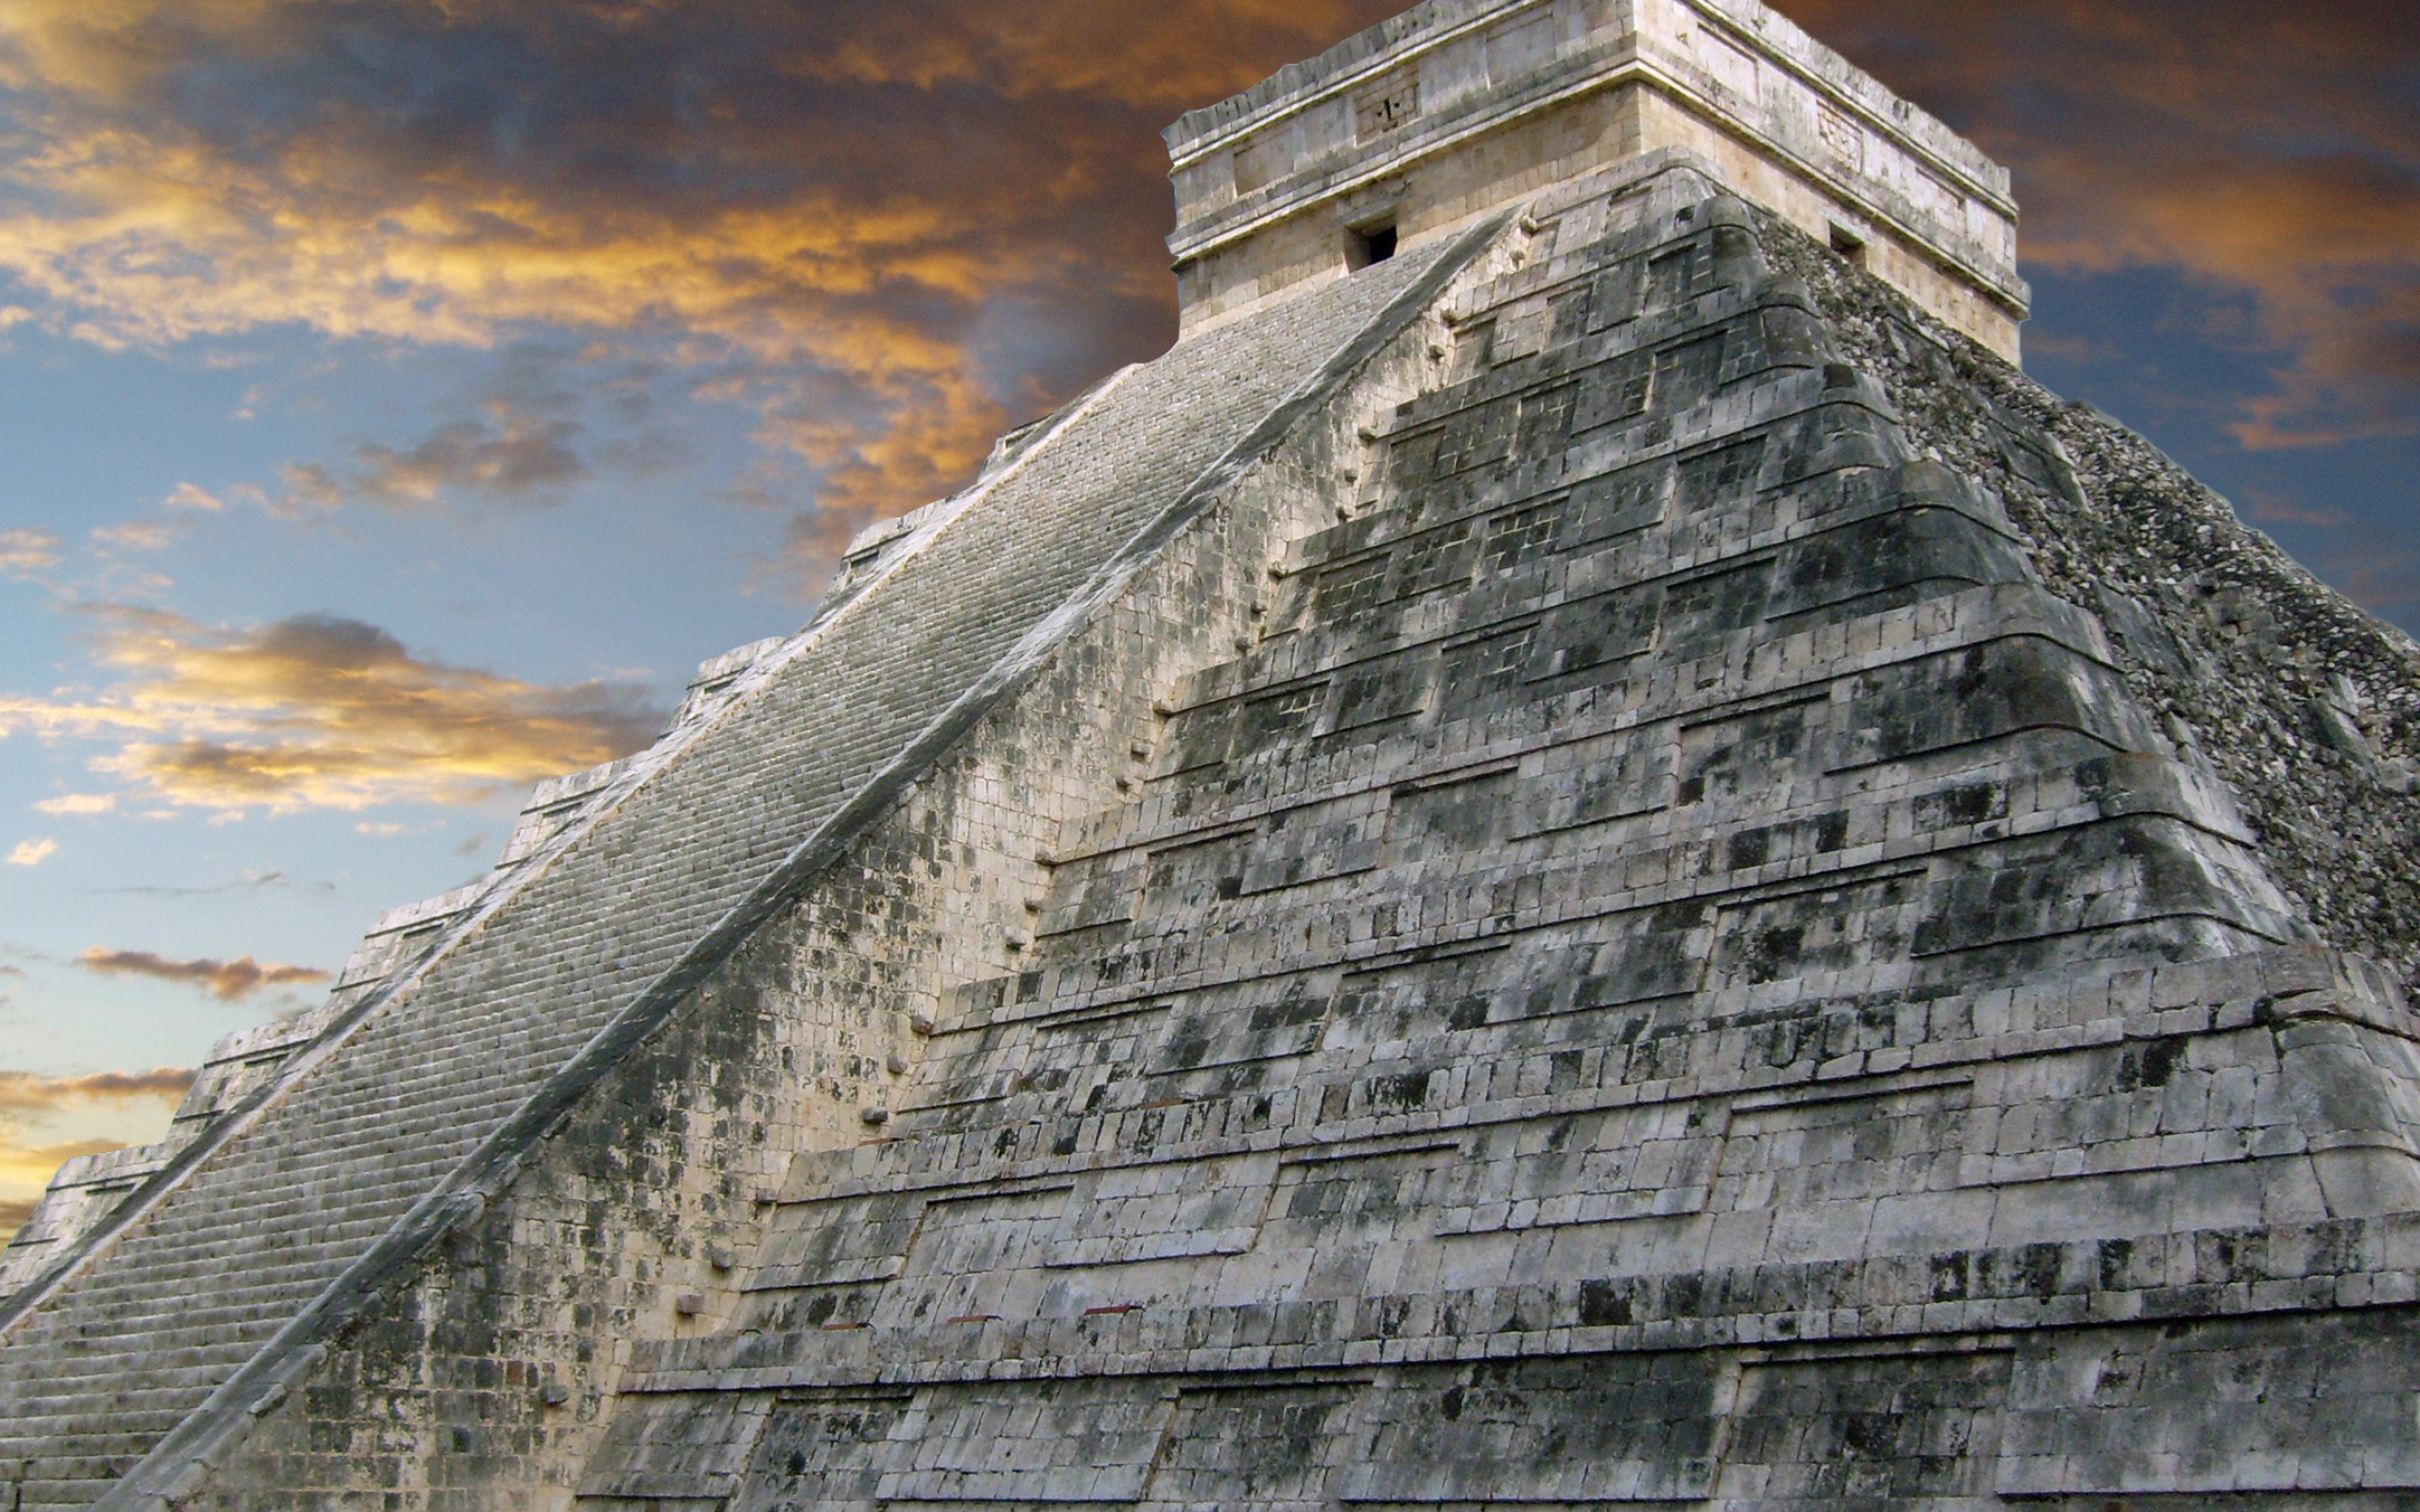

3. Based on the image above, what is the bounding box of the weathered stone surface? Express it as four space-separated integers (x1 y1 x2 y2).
1166 0 2027 354
0 201 1480 1509
8 1 2420 1508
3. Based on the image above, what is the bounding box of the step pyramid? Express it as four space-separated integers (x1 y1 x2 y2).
7 1 2420 1507
572 163 2420 1512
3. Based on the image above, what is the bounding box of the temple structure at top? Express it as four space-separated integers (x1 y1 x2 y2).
1166 0 2027 357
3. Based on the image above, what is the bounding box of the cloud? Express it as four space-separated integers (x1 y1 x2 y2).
2021 331 2125 369
8 838 58 868
94 868 293 898
0 1066 196 1113
0 1138 127 1209
283 402 589 513
0 528 61 576
92 521 172 552
0 607 666 811
2327 551 2420 619
78 947 326 1000
0 1068 197 1239
0 0 1410 576
32 792 114 815
0 0 2403 575
2245 490 2353 531
1775 0 2420 448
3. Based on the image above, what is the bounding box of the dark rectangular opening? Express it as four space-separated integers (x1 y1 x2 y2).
1349 222 1399 271
1828 223 1868 267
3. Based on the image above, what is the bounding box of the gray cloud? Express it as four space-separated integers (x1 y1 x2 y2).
78 949 328 1002
284 409 588 513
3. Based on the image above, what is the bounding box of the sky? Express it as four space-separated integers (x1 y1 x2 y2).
0 1 2412 1236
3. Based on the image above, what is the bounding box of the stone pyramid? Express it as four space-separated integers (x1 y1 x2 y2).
9 1 2420 1507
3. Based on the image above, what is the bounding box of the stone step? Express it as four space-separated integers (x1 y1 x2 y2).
0 202 1465 1501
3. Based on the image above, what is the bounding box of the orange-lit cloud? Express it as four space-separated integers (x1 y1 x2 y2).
0 1 1410 567
0 0 2407 558
7 837 58 867
0 1067 197 1241
0 607 665 811
770 0 1396 110
0 1067 196 1114
0 1139 120 1206
1777 0 2420 448
78 947 326 1000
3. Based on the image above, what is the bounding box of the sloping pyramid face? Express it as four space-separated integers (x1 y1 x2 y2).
10 102 2420 1512
564 171 2420 1509
0 224 1488 1507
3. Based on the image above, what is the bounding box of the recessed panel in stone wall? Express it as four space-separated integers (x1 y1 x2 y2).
726 1391 917 1512
1340 1357 1724 1503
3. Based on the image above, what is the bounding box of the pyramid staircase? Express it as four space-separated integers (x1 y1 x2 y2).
569 170 2420 1508
0 223 1484 1511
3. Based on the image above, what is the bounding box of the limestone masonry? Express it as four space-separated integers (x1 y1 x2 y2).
9 1 2420 1507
